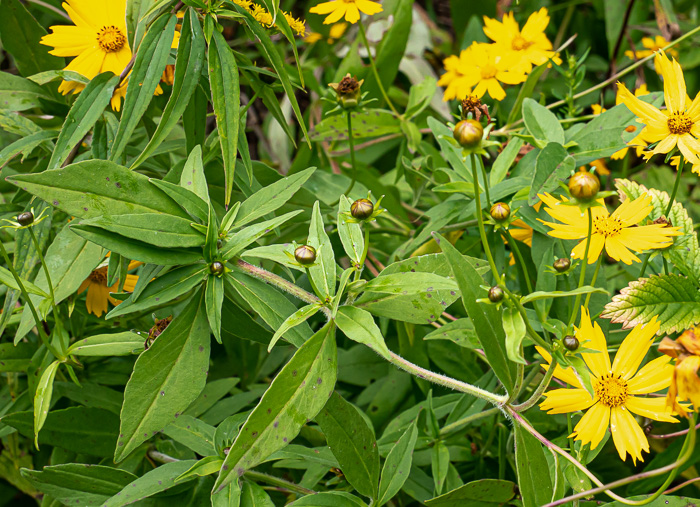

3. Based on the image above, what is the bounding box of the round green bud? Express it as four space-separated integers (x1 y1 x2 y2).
568 171 600 200
294 245 316 265
488 286 504 303
489 202 510 222
553 257 571 273
453 119 484 149
563 335 579 351
351 198 374 220
210 261 225 276
17 211 34 226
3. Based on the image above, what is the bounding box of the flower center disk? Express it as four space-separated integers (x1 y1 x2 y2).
667 111 693 135
595 373 629 408
89 267 108 285
593 216 622 238
481 65 497 79
511 36 533 51
97 26 126 53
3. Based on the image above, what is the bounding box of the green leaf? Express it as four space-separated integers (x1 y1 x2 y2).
53 381 123 414
221 210 303 260
150 178 209 223
362 272 458 295
521 285 608 304
377 418 418 505
180 145 210 202
425 479 517 506
600 496 700 506
33 360 59 448
405 76 437 119
2 407 119 457
616 178 700 283
163 415 216 457
431 441 450 496
212 481 242 507
601 274 700 335
109 13 177 162
513 423 553 507
288 492 368 506
423 318 479 349
240 481 275 506
0 71 53 111
6 159 190 220
235 167 315 227
316 392 379 500
311 110 401 142
233 4 309 146
435 233 514 392
490 136 524 187
0 0 63 78
0 266 49 298
79 213 203 249
503 307 527 365
103 460 197 507
335 306 391 361
268 303 322 352
308 201 336 298
522 98 564 145
67 332 144 357
0 342 35 372
131 8 205 169
21 464 137 507
208 29 240 206
70 225 203 265
206 275 224 343
0 130 56 167
176 456 224 482
213 322 337 492
107 264 208 319
528 142 575 205
354 253 463 325
47 72 119 170
115 290 210 462
338 195 364 265
507 64 547 126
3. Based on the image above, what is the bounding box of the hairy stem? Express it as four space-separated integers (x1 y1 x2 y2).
512 359 556 412
568 209 593 327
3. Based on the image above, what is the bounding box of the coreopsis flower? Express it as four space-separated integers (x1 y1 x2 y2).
438 43 527 101
617 51 700 164
309 0 383 24
40 0 178 108
304 22 348 44
625 35 678 73
78 260 140 317
659 327 700 417
539 308 677 463
671 155 700 176
482 8 559 73
538 192 681 264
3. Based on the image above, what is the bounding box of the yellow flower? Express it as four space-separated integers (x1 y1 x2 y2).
482 8 559 73
309 0 383 24
284 12 307 37
659 326 700 417
671 155 700 176
625 36 678 73
611 84 651 160
539 308 677 463
78 260 140 317
617 51 700 165
252 4 275 27
40 0 132 96
305 22 347 44
438 43 527 102
588 159 610 176
538 192 681 264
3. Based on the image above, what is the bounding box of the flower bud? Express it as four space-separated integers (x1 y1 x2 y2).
453 119 483 149
210 261 225 276
351 198 374 220
563 335 579 351
16 211 34 227
294 245 316 265
553 258 571 273
329 74 363 109
568 170 600 200
488 286 504 303
489 202 510 222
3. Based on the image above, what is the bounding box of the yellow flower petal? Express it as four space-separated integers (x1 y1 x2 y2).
571 402 610 450
610 406 648 464
611 317 660 380
625 396 678 423
617 83 667 128
577 307 611 378
540 388 595 414
536 346 582 388
604 236 641 265
628 355 673 394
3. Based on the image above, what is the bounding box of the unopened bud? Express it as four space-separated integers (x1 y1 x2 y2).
351 199 374 220
553 258 571 272
294 245 316 265
490 202 510 222
568 170 600 200
488 286 504 303
453 119 483 149
210 261 225 276
16 212 34 226
563 335 579 351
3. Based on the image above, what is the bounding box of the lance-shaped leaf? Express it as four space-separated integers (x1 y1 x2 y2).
67 332 144 357
268 303 322 352
522 98 565 145
103 460 198 507
221 210 303 261
114 289 210 462
0 266 49 298
377 418 418 505
361 272 458 295
131 8 205 169
308 201 336 298
149 178 209 223
514 423 553 507
208 29 240 206
109 13 177 162
33 360 60 448
48 72 119 170
78 213 203 249
435 233 514 392
335 306 391 360
213 322 337 492
180 145 210 202
163 415 216 456
316 392 379 500
205 275 224 343
6 159 189 220
337 195 364 265
520 286 608 304
503 307 527 365
425 479 517 506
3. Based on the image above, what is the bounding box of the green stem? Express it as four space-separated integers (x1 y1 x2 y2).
357 23 399 116
438 407 500 437
478 154 491 208
583 255 603 308
343 110 358 196
512 358 557 412
0 241 61 358
29 229 60 332
470 152 500 283
504 230 533 294
568 209 593 327
504 288 549 350
665 157 683 217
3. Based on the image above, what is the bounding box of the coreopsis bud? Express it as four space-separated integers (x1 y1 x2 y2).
568 170 600 200
563 335 579 351
329 74 363 109
351 198 374 220
489 202 510 222
553 258 571 272
294 245 316 265
16 212 34 227
453 119 483 149
210 261 225 276
488 286 504 303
